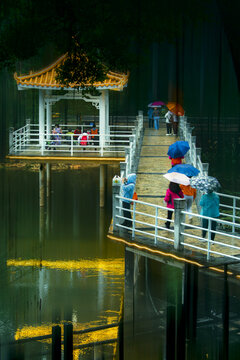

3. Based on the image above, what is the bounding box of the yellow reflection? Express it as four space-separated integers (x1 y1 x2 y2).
7 258 124 275
15 322 118 358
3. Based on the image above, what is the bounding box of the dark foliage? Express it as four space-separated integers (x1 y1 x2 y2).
0 0 217 86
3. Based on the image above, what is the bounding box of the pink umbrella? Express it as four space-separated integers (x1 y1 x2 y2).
148 101 166 108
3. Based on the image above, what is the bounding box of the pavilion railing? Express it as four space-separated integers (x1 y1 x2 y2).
9 118 143 157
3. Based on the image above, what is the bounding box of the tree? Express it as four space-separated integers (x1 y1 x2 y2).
0 0 211 86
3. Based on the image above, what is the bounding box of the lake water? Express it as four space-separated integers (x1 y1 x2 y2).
0 163 124 358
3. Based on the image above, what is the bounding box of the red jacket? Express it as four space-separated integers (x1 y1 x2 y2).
164 189 184 209
169 156 183 166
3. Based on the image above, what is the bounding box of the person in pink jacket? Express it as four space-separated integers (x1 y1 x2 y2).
164 182 184 229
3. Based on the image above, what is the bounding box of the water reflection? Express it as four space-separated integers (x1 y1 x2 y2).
0 163 124 358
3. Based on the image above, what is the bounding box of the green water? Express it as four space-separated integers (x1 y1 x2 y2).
0 164 124 358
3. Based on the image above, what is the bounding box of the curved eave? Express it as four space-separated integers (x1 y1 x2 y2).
14 55 129 91
17 82 128 91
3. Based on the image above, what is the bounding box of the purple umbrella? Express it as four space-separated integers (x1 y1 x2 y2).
148 101 166 108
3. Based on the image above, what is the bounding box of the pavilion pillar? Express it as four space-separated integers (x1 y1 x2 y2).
39 90 45 148
99 91 107 153
105 90 110 135
46 92 52 139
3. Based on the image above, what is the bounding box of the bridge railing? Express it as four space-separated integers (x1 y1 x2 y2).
112 192 240 262
179 116 240 229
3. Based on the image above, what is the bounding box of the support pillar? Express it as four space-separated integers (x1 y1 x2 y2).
39 90 45 149
222 265 229 360
52 325 61 360
99 164 107 208
124 249 135 358
105 90 110 135
39 163 46 244
64 323 73 360
46 163 51 235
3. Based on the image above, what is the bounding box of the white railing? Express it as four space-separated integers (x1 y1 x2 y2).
112 194 240 263
179 116 240 233
9 122 140 157
179 116 209 175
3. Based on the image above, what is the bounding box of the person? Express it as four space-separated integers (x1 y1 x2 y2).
152 107 160 130
52 124 62 145
180 183 197 223
200 191 219 241
74 127 81 141
78 130 90 150
90 122 99 149
165 110 173 135
121 173 137 229
164 182 184 229
147 107 154 128
169 156 184 167
172 114 179 135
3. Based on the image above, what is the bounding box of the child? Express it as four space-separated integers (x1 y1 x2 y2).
200 191 219 241
164 182 184 229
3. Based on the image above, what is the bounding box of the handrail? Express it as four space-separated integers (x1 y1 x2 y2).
112 195 240 262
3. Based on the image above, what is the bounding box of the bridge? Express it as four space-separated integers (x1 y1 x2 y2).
109 115 240 267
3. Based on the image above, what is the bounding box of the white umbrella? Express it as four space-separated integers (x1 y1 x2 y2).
163 172 190 185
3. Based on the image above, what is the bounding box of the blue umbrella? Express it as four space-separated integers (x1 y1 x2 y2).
190 175 221 193
167 141 190 159
167 164 200 177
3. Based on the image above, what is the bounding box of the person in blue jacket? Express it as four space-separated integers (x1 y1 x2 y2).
147 107 154 128
121 173 136 228
200 191 219 241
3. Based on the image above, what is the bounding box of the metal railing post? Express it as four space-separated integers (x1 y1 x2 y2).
174 199 186 250
233 198 236 233
26 119 31 145
125 148 130 176
71 135 73 156
52 325 61 360
120 162 127 179
9 127 14 154
207 219 212 260
155 207 158 244
202 163 209 176
112 180 121 232
41 134 45 156
132 202 136 238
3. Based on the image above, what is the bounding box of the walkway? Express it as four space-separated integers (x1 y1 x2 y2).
112 121 240 264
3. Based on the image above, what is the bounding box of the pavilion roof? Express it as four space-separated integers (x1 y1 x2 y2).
14 54 129 91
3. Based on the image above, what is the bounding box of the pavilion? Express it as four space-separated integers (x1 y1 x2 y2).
14 53 129 150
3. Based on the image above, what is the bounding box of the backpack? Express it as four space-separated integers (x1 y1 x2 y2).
80 135 88 146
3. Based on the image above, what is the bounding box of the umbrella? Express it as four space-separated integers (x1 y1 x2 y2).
148 101 166 108
166 102 184 116
167 141 190 158
167 164 200 177
163 172 190 185
190 175 221 193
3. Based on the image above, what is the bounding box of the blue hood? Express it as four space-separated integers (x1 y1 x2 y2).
122 173 136 203
126 173 136 185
